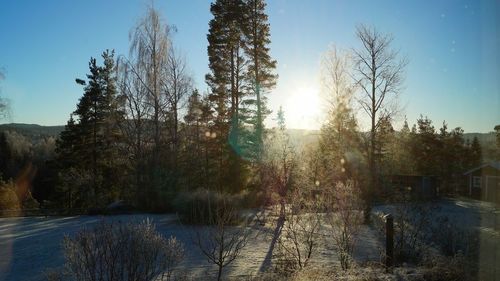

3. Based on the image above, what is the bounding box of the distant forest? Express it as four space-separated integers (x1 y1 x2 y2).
0 120 498 211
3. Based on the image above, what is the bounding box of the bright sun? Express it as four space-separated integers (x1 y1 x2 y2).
284 86 321 130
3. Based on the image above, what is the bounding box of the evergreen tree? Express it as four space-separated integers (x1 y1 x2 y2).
0 132 13 181
319 96 359 181
411 115 439 175
436 122 467 194
470 136 482 167
181 90 215 191
495 125 500 158
241 0 277 160
448 127 466 193
392 118 416 175
206 0 248 192
56 50 126 208
375 116 395 175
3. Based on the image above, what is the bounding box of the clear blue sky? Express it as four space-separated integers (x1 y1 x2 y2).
0 0 498 132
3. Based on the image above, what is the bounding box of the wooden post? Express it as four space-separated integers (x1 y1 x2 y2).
385 214 394 271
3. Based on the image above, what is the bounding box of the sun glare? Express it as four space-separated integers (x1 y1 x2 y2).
284 86 321 130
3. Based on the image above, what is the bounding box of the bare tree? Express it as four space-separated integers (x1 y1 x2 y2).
163 46 192 184
352 24 407 216
117 59 151 202
321 46 354 106
262 107 295 218
193 194 249 281
127 5 172 180
320 46 361 183
119 5 193 200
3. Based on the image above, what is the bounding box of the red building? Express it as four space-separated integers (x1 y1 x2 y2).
464 162 500 202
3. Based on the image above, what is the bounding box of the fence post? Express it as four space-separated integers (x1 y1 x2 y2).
384 214 394 271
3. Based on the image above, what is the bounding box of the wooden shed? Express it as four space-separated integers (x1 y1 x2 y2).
464 162 500 202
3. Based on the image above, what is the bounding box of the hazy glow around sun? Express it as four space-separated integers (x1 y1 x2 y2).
283 85 322 130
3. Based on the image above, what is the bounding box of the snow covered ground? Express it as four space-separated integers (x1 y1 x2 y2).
374 198 500 280
0 211 383 281
3 198 498 281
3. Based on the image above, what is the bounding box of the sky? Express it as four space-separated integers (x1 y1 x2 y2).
0 0 498 133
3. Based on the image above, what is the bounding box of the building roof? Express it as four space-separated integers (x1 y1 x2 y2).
464 161 500 175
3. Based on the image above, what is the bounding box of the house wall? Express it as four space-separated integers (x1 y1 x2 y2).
466 166 500 202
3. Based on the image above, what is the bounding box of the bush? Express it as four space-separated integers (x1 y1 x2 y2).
431 216 479 258
0 180 20 214
324 181 364 270
22 190 40 209
389 192 439 264
421 253 475 281
172 189 243 224
59 219 185 281
273 188 321 274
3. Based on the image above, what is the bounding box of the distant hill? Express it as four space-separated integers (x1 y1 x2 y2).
463 132 497 145
0 123 64 139
0 123 496 157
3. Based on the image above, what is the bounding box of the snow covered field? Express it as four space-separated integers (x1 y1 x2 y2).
2 199 499 281
0 211 382 281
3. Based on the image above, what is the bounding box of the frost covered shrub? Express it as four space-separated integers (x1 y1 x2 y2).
324 181 364 270
0 180 20 214
273 188 321 274
61 220 185 281
422 253 475 281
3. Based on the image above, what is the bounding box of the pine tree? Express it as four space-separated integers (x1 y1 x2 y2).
495 125 500 158
56 50 125 207
470 136 482 167
206 0 246 130
320 97 359 180
393 118 416 175
206 0 248 192
181 90 213 191
375 116 395 175
448 127 466 193
411 115 439 176
242 0 277 160
437 121 451 188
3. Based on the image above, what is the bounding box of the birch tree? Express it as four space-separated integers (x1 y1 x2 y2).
128 5 172 191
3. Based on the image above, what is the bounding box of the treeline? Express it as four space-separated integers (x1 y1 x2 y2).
0 130 55 210
41 1 276 211
1 1 500 214
312 44 495 203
